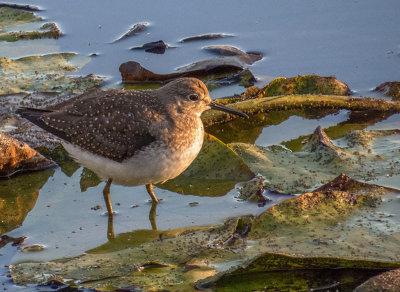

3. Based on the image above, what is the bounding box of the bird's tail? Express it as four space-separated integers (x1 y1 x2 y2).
16 107 52 125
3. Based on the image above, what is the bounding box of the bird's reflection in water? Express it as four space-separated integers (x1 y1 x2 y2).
102 180 158 240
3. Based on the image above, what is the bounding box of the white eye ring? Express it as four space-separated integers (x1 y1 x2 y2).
188 94 200 101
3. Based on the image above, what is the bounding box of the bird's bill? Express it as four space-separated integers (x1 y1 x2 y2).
209 101 249 118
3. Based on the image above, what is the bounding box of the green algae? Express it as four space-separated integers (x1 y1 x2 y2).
0 169 54 235
261 75 351 97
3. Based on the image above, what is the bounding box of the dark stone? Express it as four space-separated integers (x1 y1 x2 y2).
131 40 169 54
0 3 40 11
179 33 234 43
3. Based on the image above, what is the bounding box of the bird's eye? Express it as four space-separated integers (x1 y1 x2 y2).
188 94 200 101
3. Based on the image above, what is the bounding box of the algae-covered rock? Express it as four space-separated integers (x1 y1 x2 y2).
261 75 351 97
158 133 254 196
0 133 55 177
0 7 61 42
230 126 400 194
374 81 400 101
0 53 104 95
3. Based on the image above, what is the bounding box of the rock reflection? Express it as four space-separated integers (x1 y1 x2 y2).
0 169 54 235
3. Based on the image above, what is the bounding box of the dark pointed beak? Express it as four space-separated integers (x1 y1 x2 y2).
209 101 249 118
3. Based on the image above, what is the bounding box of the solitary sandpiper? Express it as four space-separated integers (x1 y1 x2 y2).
17 77 248 223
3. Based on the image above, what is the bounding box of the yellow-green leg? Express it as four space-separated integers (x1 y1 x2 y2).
146 183 158 203
103 179 114 239
146 183 158 230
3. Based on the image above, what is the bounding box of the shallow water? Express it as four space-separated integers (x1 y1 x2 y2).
4 0 400 95
1 0 400 290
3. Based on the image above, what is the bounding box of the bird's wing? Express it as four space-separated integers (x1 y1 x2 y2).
17 90 163 162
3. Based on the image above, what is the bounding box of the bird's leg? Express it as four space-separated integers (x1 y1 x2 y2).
146 183 159 203
146 183 158 230
103 179 114 239
149 200 158 230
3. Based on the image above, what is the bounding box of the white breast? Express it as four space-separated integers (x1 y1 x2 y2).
62 126 204 186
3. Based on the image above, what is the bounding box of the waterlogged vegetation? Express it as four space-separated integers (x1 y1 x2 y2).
1 2 400 291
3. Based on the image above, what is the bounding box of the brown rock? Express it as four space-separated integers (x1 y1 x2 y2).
0 133 55 177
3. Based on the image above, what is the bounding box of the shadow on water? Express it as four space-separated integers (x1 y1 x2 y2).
213 268 388 292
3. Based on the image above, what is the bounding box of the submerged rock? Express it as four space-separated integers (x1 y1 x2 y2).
114 22 149 42
374 81 400 101
179 33 234 43
131 40 169 54
261 75 351 97
0 133 55 177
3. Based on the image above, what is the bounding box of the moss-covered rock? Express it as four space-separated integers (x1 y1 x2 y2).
260 75 351 97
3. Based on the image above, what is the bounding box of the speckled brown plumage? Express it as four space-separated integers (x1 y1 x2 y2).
18 78 210 162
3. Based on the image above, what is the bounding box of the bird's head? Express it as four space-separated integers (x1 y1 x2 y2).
159 77 248 118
